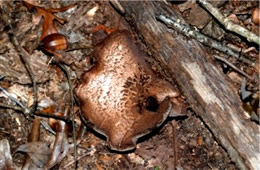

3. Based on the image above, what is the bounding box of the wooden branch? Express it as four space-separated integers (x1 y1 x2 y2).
118 1 259 169
198 0 260 45
156 14 253 66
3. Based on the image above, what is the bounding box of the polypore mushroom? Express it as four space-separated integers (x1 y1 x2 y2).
76 30 184 151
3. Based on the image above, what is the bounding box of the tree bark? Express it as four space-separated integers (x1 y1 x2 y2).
118 1 259 170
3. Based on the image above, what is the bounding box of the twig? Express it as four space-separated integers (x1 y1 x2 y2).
156 14 254 66
171 120 178 170
57 63 77 169
0 103 25 112
76 125 87 145
0 102 70 123
10 35 38 114
66 42 92 52
35 111 71 123
62 151 90 169
109 0 125 14
213 55 252 80
0 86 30 113
197 0 260 45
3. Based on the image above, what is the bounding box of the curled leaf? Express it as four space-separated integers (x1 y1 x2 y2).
16 141 51 168
240 78 252 101
0 139 15 170
24 1 75 41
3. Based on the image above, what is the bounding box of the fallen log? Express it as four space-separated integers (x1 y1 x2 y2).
117 1 259 169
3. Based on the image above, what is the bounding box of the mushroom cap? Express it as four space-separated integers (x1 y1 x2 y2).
76 30 178 151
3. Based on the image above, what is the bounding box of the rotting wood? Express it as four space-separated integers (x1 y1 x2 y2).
118 1 259 169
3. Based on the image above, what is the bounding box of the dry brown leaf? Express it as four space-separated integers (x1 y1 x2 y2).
16 141 51 168
24 1 75 41
0 139 15 170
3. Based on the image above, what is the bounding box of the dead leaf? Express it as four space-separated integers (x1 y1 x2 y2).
24 1 75 41
0 139 15 170
227 14 239 24
240 78 252 100
16 141 51 168
197 136 203 146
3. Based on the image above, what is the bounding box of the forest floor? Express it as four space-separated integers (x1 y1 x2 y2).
0 1 258 169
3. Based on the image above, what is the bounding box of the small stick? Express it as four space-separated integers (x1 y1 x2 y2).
0 103 25 112
10 36 38 114
0 86 29 113
171 120 178 170
66 42 92 52
198 0 260 45
0 102 70 123
62 151 90 169
76 125 87 144
35 111 71 123
156 14 254 66
213 55 252 80
109 0 125 14
57 63 77 169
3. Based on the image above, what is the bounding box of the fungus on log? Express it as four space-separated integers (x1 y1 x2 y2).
118 1 259 169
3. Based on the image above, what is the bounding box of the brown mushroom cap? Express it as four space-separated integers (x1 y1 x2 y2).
76 30 180 151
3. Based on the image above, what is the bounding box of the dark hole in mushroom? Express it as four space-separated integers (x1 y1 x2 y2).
89 57 95 65
145 96 159 112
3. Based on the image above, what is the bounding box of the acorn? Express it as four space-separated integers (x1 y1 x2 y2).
252 8 260 25
39 33 68 55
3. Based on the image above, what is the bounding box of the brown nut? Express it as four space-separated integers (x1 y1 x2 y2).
252 8 260 25
40 33 68 54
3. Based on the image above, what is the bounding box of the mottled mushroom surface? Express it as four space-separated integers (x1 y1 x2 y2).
76 30 179 151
